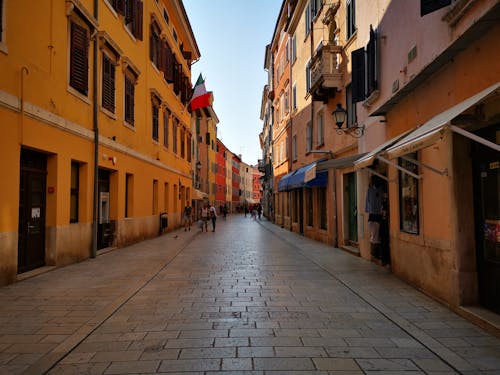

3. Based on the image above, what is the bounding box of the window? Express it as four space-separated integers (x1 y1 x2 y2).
152 97 160 142
173 119 178 154
317 111 324 146
124 72 136 125
346 85 357 128
305 3 311 35
180 127 185 158
319 186 327 229
102 54 115 113
163 109 169 148
163 8 169 24
70 162 79 223
306 188 313 226
351 47 365 103
187 133 192 162
152 180 158 215
292 84 297 111
292 134 297 160
0 0 6 51
351 26 378 102
291 35 297 63
149 22 161 68
164 182 169 213
399 152 420 234
69 21 89 95
306 60 311 94
284 90 289 114
125 173 133 218
346 0 356 39
306 121 313 152
285 135 289 161
110 0 143 39
285 39 289 62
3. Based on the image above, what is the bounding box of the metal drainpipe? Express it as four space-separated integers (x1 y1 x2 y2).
91 0 99 258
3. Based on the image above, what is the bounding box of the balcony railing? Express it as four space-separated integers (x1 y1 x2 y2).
309 43 343 102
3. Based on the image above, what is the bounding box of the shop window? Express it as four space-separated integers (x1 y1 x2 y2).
399 152 420 234
70 162 79 223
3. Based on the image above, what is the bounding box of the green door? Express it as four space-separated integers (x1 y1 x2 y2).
346 173 357 242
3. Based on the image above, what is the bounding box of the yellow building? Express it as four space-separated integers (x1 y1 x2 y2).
0 0 199 285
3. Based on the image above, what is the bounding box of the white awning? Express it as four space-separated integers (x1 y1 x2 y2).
386 82 500 159
353 130 413 170
192 189 208 200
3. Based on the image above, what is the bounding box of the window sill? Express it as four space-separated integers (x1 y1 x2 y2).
100 106 117 120
0 42 8 55
67 86 91 105
123 121 135 131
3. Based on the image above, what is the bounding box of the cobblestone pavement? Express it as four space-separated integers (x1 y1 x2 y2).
0 215 499 374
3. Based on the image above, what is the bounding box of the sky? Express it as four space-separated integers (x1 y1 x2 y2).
183 0 283 166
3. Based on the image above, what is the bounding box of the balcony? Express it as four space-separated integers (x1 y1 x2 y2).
309 43 343 103
257 159 267 173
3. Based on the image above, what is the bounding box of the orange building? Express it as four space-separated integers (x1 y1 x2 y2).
0 0 199 285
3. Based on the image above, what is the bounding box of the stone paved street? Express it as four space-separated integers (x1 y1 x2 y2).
1 215 499 374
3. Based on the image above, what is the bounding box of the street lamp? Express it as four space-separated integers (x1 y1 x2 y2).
332 103 365 138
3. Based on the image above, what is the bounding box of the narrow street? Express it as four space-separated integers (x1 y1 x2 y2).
1 216 499 375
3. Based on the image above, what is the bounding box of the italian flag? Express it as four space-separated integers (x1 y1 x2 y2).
190 74 213 111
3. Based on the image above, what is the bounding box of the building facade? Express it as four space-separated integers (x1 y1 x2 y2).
0 0 199 284
264 0 500 317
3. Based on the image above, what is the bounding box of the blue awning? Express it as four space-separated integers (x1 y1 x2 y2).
277 170 295 192
278 160 328 191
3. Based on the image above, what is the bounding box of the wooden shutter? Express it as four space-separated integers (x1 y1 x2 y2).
102 55 115 112
163 111 169 148
0 0 3 40
133 0 143 40
124 74 135 125
351 47 365 103
116 0 126 15
421 0 451 16
164 43 174 83
206 132 210 145
126 0 134 24
366 26 377 97
70 21 89 95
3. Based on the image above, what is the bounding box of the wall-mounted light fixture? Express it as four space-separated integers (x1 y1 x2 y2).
332 103 365 138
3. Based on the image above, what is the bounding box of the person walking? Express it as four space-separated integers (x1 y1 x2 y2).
183 204 192 231
209 203 217 232
222 204 228 220
257 203 262 220
200 203 209 232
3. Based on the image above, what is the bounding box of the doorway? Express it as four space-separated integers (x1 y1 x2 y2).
18 148 47 273
472 125 500 313
97 169 113 250
345 172 358 244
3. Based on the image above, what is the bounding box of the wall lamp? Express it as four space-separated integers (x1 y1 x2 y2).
332 103 365 138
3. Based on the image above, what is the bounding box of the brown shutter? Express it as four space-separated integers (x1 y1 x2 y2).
164 43 174 83
102 55 115 113
124 75 135 125
351 47 365 103
70 22 89 95
133 0 143 41
366 26 377 97
126 0 134 24
116 0 126 15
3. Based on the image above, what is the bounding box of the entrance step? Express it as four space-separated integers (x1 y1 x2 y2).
340 245 360 256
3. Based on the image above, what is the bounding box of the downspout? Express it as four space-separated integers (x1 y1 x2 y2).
91 0 99 258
